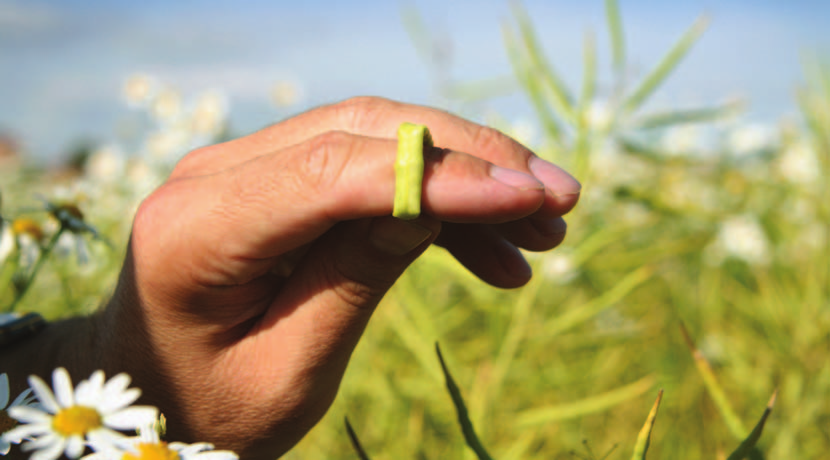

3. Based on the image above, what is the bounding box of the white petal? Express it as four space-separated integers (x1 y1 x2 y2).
137 426 160 444
176 443 239 460
0 223 15 266
73 384 94 407
87 371 106 392
28 435 66 460
193 452 239 460
2 420 50 442
10 388 34 407
103 406 158 430
27 375 59 414
0 373 9 408
0 438 10 455
52 368 75 408
101 374 130 397
76 371 106 406
177 442 214 454
79 454 107 460
8 405 51 424
64 435 85 459
98 389 140 414
86 428 125 455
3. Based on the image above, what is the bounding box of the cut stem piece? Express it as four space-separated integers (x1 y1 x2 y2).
394 122 432 220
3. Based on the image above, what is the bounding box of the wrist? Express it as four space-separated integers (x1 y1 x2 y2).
97 276 194 442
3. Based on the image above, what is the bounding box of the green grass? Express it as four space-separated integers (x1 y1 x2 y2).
2 1 829 458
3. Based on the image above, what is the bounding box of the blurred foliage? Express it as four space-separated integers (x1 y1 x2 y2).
2 1 829 459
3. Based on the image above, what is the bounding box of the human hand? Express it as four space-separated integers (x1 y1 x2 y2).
100 97 580 458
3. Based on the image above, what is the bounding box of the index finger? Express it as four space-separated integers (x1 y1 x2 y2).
173 97 580 217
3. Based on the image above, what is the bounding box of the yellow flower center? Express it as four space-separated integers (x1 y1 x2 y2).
51 405 102 436
11 218 44 241
0 409 18 434
123 442 180 460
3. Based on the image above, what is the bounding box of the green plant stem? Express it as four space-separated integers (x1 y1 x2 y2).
6 228 64 313
393 122 430 220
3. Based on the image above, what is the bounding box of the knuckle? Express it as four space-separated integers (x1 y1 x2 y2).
169 144 216 179
331 96 394 132
328 261 389 310
472 125 515 154
330 276 383 311
130 183 175 248
295 130 356 195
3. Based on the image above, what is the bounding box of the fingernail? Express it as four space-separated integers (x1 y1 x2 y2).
490 165 545 190
370 216 434 256
528 157 581 196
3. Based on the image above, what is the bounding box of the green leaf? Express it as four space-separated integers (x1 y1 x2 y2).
435 343 495 460
623 15 709 113
630 390 663 460
726 391 778 460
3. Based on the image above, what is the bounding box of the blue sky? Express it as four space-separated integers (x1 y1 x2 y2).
1 0 828 162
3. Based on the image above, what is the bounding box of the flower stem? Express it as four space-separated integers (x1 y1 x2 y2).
5 227 64 313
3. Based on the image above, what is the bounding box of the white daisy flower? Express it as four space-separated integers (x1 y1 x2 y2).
123 74 157 108
1 373 40 455
0 218 15 267
82 422 239 460
3 368 158 460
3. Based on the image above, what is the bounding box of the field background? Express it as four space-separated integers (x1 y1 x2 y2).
1 1 829 459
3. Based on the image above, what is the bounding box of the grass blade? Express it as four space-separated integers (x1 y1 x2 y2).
511 1 576 122
605 0 626 75
344 417 372 460
632 99 744 130
726 391 778 460
573 30 598 177
623 15 709 113
503 22 565 143
630 390 664 460
517 375 656 427
578 30 598 112
679 322 747 439
400 4 437 66
474 264 545 428
435 342 495 460
543 265 653 337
